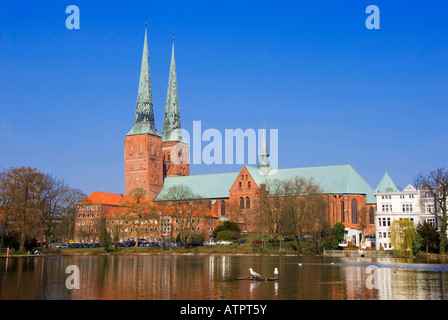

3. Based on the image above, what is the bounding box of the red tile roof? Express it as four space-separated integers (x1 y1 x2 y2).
343 222 362 230
79 191 133 206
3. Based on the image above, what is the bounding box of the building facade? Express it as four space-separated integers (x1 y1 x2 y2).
374 173 440 250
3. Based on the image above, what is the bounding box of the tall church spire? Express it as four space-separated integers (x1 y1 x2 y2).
162 39 184 142
127 24 160 136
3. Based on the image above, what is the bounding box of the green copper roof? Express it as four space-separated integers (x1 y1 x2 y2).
162 41 183 142
375 172 399 193
154 171 239 201
246 164 377 204
127 26 160 137
154 164 377 204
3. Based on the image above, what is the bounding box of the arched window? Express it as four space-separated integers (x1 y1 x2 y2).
240 197 245 209
351 199 358 224
369 207 375 225
246 197 250 209
238 182 242 190
248 181 251 189
341 200 345 222
221 200 226 216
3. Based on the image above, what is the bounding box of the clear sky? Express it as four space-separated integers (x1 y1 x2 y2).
1 0 447 195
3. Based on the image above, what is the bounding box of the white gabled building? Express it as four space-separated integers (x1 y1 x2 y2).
374 172 439 251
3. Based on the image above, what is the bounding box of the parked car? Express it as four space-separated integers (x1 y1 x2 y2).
283 237 294 242
252 240 263 244
188 242 204 247
204 242 217 246
238 240 246 244
218 241 233 245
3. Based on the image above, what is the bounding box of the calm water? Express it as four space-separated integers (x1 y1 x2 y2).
1 254 447 300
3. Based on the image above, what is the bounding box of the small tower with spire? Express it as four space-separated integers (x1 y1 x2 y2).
124 24 163 200
161 37 190 177
258 124 271 175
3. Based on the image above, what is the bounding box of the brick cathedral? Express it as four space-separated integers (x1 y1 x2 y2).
74 26 379 244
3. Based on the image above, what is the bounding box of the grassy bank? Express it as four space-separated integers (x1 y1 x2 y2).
0 240 309 257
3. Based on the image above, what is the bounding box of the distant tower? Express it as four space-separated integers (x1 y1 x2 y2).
258 124 271 175
124 25 163 200
161 38 190 177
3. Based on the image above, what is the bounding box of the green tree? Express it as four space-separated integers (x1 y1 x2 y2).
213 221 240 237
99 222 112 252
416 221 439 254
328 222 345 250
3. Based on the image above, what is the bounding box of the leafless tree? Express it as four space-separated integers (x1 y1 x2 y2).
415 167 448 254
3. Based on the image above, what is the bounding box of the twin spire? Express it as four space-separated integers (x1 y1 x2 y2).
127 25 182 142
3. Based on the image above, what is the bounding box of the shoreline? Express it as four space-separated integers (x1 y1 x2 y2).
1 248 446 262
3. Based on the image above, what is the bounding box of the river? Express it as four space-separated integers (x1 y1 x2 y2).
1 254 447 300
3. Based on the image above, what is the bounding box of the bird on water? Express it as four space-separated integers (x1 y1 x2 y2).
274 267 279 277
249 268 261 279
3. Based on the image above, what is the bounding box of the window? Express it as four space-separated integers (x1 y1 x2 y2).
246 197 250 209
402 204 413 212
130 145 134 155
248 181 251 189
240 197 244 209
351 199 358 224
139 144 143 153
369 207 375 224
341 201 345 222
426 218 436 227
221 200 226 216
238 182 242 190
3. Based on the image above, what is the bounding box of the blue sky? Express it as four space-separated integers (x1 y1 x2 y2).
1 0 447 195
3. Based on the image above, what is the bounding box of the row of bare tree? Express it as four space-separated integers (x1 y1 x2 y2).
0 167 86 251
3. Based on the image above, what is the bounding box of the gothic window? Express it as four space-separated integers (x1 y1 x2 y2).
221 200 226 216
238 182 242 190
369 207 375 225
351 199 358 224
248 181 251 189
246 197 250 209
341 200 345 222
240 197 244 209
